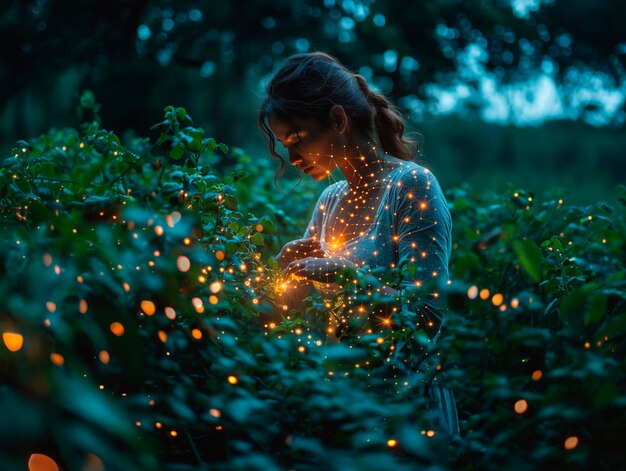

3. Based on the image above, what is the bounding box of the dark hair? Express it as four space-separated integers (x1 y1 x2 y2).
258 52 418 180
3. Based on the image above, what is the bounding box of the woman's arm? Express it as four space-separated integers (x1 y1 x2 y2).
392 168 453 332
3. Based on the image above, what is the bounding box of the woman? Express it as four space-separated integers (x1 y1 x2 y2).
258 52 459 437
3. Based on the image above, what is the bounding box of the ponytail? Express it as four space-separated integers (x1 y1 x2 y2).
353 74 418 160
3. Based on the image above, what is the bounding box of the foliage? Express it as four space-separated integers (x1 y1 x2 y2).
1 94 625 470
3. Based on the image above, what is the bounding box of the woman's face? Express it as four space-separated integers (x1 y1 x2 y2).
268 114 341 181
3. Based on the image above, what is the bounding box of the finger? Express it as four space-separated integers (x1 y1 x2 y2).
285 259 307 276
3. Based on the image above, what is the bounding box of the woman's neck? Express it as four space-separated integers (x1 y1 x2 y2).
334 139 391 191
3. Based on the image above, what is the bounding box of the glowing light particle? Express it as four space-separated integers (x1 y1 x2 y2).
192 297 204 313
227 375 238 385
158 331 167 343
50 353 65 366
491 293 504 306
532 370 542 381
387 439 397 447
99 350 110 364
564 436 579 450
3 332 24 352
123 282 131 292
426 430 436 437
46 302 56 313
164 307 176 320
215 250 225 261
110 322 125 336
209 295 218 305
79 299 88 314
28 453 59 471
514 399 528 414
154 225 164 236
210 408 221 418
479 289 490 300
191 329 202 339
209 281 222 293
170 430 178 437
255 224 264 232
140 300 156 316
43 254 52 267
177 255 191 272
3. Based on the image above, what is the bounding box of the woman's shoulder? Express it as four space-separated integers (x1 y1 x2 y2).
388 160 440 190
318 180 349 201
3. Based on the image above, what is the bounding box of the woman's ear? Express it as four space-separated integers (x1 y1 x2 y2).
329 105 348 134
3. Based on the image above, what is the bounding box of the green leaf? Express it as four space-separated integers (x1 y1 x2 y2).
257 216 276 234
250 232 264 246
585 293 607 324
513 239 542 282
169 143 185 160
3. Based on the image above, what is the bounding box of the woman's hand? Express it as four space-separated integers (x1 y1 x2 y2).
285 257 358 283
275 237 325 269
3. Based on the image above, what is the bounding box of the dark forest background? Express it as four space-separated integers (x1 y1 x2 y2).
1 0 625 204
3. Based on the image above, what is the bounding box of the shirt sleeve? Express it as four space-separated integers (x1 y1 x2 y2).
392 167 452 333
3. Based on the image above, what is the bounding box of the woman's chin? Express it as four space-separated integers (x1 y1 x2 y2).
311 172 328 181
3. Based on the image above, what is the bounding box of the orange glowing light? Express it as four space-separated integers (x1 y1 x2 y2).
387 439 397 447
110 322 125 336
158 331 167 343
479 288 490 300
209 295 218 305
154 225 164 236
43 254 52 267
46 301 56 313
192 297 204 313
426 430 436 437
227 375 238 384
28 453 59 471
514 399 528 414
164 307 176 320
564 436 579 450
255 224 264 232
191 329 202 339
50 353 64 366
79 299 88 314
141 300 156 316
99 350 110 364
183 237 191 245
123 282 131 292
531 370 542 381
215 250 225 261
209 281 222 293
209 408 221 418
491 293 504 306
177 255 191 272
170 430 178 437
3 332 23 352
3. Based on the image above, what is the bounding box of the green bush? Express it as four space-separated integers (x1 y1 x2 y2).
1 93 624 470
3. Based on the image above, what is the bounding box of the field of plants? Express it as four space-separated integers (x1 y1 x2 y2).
1 94 625 470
